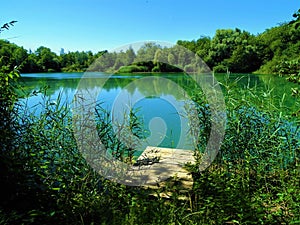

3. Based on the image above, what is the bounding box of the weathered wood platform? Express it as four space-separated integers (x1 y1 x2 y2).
126 146 196 197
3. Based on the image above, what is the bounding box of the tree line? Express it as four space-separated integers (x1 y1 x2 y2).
0 41 108 73
0 9 299 76
177 9 300 75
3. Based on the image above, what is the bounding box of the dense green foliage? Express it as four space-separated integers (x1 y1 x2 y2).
1 10 300 224
0 40 107 73
1 74 299 224
1 10 300 76
177 17 300 76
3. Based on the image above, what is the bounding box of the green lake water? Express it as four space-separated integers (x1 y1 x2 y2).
19 72 299 150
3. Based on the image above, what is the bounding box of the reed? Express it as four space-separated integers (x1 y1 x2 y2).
0 75 299 224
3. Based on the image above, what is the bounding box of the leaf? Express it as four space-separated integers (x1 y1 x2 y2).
1 23 9 30
9 20 18 25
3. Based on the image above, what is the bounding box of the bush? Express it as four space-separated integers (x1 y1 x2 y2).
151 65 160 72
118 65 148 73
213 64 228 73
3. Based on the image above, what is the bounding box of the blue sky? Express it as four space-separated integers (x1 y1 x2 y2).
1 0 299 53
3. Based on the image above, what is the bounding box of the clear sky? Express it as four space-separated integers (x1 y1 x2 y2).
1 0 299 53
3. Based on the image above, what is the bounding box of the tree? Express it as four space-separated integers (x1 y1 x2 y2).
167 53 176 65
124 46 136 65
12 47 28 70
208 29 242 65
35 46 60 72
224 45 261 72
291 8 300 29
195 36 211 61
22 53 40 72
135 42 161 62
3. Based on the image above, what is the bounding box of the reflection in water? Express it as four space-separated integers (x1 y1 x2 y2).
109 76 196 150
19 72 300 150
20 73 200 149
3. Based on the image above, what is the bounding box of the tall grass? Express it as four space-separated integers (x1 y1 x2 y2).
0 75 299 224
186 76 299 224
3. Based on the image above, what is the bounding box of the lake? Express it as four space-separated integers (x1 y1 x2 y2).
19 72 299 151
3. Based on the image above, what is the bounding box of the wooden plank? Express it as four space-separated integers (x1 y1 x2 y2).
126 146 196 192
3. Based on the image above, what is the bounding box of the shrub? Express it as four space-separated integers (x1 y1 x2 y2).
213 64 228 73
118 65 148 73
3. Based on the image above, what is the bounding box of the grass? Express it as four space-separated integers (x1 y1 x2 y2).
0 74 299 224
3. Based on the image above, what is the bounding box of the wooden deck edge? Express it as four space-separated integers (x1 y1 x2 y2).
127 146 196 196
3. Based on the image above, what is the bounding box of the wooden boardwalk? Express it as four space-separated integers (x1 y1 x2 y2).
126 146 196 196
